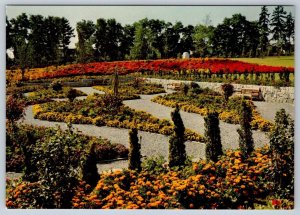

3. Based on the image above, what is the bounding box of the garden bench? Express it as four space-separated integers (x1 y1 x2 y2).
236 88 263 101
166 83 181 90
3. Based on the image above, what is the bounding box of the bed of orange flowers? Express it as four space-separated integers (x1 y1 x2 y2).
6 145 294 209
70 146 275 209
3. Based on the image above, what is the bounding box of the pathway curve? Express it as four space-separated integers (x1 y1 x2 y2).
17 85 289 175
253 101 294 122
124 92 269 150
21 104 206 173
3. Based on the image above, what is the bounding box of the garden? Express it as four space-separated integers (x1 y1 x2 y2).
5 5 295 210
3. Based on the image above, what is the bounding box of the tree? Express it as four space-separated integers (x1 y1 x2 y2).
112 68 119 97
34 127 84 208
58 17 74 64
6 95 25 124
269 109 294 198
128 128 142 172
119 24 135 59
192 24 214 57
169 105 186 168
270 6 287 56
66 88 77 102
81 142 100 188
221 83 234 103
204 111 222 162
76 20 95 63
129 18 162 60
284 12 294 55
237 100 254 159
257 6 270 57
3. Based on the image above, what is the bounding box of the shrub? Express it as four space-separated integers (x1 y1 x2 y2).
221 83 234 103
112 70 119 97
81 142 100 188
142 156 168 174
49 80 62 92
66 88 78 102
237 100 254 159
6 95 25 123
269 109 294 198
99 93 123 114
204 111 223 162
33 127 84 208
169 105 186 168
181 83 189 95
128 128 142 172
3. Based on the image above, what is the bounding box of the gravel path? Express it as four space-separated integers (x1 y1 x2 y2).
253 101 294 122
20 104 205 174
15 86 291 176
124 93 269 149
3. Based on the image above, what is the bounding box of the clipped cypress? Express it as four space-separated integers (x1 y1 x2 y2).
112 68 119 97
169 105 186 168
128 128 142 172
237 100 254 159
205 111 223 162
269 109 294 198
81 142 100 188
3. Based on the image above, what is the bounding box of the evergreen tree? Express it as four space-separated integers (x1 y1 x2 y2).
112 68 119 97
169 105 186 168
270 6 287 55
237 100 254 159
284 12 294 55
205 111 222 162
269 109 294 198
81 142 100 188
258 6 270 57
128 128 142 172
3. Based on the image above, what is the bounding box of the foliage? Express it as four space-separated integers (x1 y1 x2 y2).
81 142 100 188
6 94 25 123
152 90 273 132
49 80 62 91
169 105 186 168
237 100 254 159
269 109 294 198
33 99 203 142
221 83 234 102
204 111 223 162
128 128 142 172
141 156 168 175
66 88 78 102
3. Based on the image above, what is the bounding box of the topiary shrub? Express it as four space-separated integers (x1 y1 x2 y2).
204 111 223 162
81 142 100 188
128 128 142 172
66 88 78 102
237 100 254 159
269 109 294 198
169 105 186 168
221 83 234 103
49 80 62 92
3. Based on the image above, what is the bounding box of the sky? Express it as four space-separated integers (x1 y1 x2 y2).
6 5 295 48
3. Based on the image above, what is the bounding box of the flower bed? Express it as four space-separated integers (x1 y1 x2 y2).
6 124 128 173
151 90 273 132
32 96 203 142
69 146 291 209
9 58 293 82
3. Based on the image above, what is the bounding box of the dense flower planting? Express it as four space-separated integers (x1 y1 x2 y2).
8 58 294 81
6 124 128 173
6 146 293 209
152 89 273 132
32 97 203 142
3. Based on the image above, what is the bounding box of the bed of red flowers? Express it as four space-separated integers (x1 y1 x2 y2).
21 58 294 81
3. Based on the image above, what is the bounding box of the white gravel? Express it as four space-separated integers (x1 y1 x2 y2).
13 86 293 175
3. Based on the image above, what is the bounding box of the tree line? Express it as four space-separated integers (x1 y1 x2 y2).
6 6 294 70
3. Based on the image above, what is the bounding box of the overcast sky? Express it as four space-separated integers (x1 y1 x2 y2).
6 5 295 48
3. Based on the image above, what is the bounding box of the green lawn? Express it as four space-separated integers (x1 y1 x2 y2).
230 56 294 67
